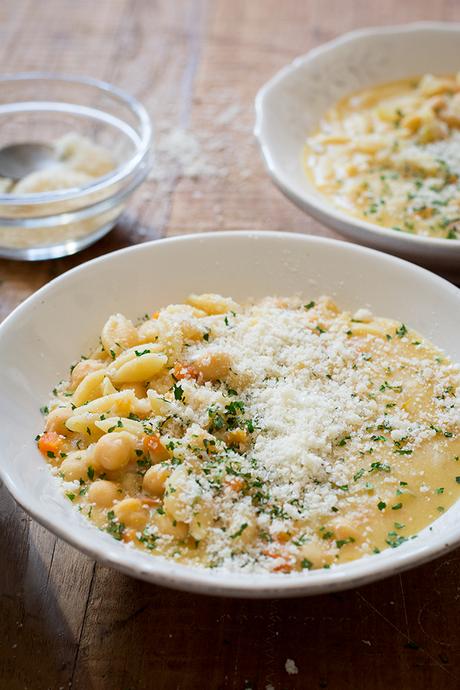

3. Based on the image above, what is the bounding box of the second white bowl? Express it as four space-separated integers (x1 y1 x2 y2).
255 22 460 279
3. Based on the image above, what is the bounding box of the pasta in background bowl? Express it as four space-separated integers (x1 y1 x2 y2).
0 231 459 597
255 22 460 280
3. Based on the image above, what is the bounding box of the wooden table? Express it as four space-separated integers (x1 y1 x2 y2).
1 2 460 688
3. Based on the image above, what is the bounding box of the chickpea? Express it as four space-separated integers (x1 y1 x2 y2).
120 471 141 495
60 455 88 482
190 504 213 541
84 444 103 474
94 431 135 471
70 359 105 388
143 464 171 496
45 407 72 435
87 480 119 508
195 351 231 382
113 497 148 530
153 511 188 540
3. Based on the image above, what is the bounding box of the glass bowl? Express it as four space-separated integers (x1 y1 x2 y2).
0 73 152 260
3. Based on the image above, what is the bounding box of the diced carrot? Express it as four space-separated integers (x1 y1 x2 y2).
226 429 248 449
227 477 245 491
152 311 160 319
262 548 292 572
262 549 281 559
143 434 170 462
38 431 64 458
273 563 293 573
415 206 434 219
172 362 198 381
276 532 291 544
122 528 136 543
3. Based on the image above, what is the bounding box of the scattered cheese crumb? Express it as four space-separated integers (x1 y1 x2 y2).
285 658 299 675
353 308 373 322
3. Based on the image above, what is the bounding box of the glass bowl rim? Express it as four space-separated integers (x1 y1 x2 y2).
0 72 152 207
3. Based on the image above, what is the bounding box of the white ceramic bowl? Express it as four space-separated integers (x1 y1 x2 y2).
255 22 460 280
0 231 459 598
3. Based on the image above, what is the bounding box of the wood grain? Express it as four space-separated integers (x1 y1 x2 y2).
1 1 460 688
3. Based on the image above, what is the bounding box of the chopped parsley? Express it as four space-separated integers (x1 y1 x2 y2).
173 383 184 401
106 510 125 540
138 531 159 550
386 531 409 548
395 324 408 338
135 349 151 357
300 558 313 570
336 536 355 549
369 461 391 474
230 523 248 539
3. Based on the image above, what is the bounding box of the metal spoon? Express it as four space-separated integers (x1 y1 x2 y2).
0 142 56 180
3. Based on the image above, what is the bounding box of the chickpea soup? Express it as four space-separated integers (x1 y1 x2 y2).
305 74 460 239
38 294 460 573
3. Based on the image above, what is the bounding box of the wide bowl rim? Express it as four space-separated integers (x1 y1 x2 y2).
254 21 460 250
0 72 152 208
1 230 460 598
